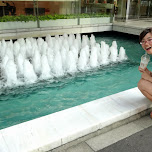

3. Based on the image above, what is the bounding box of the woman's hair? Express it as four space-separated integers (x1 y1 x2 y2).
139 28 152 43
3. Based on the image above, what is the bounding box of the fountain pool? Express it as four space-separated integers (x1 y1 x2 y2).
0 31 147 130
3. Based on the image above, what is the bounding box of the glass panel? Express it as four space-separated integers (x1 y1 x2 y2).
115 0 127 21
126 0 152 20
81 0 114 14
80 0 113 25
37 0 79 28
0 1 38 30
140 0 148 17
0 0 114 30
139 0 152 18
128 0 140 19
149 0 152 17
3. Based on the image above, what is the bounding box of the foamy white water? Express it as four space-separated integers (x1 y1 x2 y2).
0 33 127 88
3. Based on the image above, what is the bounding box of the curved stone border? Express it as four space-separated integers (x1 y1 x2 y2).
0 87 151 152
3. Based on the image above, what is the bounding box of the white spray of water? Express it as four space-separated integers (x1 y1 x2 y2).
119 47 128 61
109 41 118 62
90 46 98 68
66 51 77 74
40 54 52 79
5 60 18 86
100 41 109 65
0 33 127 88
52 51 64 77
23 59 37 84
16 53 24 77
32 49 41 75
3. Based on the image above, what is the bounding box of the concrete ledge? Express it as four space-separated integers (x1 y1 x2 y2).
1 19 152 40
112 20 152 35
0 23 112 40
112 24 143 35
52 109 152 152
0 87 151 152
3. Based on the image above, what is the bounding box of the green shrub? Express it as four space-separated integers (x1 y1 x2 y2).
0 15 37 22
0 13 111 22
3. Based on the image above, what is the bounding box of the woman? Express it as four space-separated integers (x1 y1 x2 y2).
138 28 152 117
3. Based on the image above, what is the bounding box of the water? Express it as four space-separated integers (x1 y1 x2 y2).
0 32 147 130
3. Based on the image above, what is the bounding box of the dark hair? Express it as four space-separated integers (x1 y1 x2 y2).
139 28 152 43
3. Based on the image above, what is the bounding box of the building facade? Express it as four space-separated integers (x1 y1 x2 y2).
0 0 151 30
116 0 152 21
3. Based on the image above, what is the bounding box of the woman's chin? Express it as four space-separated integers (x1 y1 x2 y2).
146 49 152 54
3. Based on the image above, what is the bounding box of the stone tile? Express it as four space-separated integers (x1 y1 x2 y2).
0 132 9 152
72 25 81 28
1 116 61 152
109 88 152 114
48 106 99 145
133 115 152 129
80 96 133 129
86 122 143 151
66 142 94 152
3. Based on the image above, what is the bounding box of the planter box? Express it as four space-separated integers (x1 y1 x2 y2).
0 21 37 30
0 17 111 30
40 17 111 27
80 17 111 25
40 19 78 27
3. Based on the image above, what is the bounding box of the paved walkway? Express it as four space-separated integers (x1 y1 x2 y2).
98 125 152 152
60 115 152 152
113 18 152 35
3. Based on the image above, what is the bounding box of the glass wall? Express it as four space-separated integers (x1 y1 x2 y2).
0 1 38 30
127 0 140 19
81 0 114 14
115 0 127 21
0 0 114 30
0 0 78 16
0 1 34 16
0 0 79 16
140 0 152 18
0 0 114 15
115 0 152 22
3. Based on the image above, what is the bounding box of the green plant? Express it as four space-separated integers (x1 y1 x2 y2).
0 13 111 22
0 15 37 22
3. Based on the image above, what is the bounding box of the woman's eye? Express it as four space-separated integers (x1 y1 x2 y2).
148 39 152 41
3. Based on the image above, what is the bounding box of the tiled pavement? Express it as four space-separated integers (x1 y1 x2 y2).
62 115 152 152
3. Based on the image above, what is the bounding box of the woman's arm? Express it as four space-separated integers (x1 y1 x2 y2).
139 67 152 82
141 69 152 82
139 67 151 75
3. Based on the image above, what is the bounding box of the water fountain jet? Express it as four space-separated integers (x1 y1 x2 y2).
0 33 128 88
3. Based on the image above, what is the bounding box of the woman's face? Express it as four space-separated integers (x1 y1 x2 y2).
141 33 152 54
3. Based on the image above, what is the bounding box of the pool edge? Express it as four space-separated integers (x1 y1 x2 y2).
0 87 152 152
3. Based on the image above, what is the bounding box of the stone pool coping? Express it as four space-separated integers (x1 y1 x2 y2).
0 87 151 152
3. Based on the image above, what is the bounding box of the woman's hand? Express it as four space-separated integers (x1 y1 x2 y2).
139 67 152 82
138 67 151 75
138 66 145 73
141 72 151 82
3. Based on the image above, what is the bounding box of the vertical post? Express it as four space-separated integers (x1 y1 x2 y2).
137 0 141 19
147 0 151 17
36 0 40 27
34 0 40 28
85 0 88 13
126 0 130 21
78 0 81 25
2 6 5 16
33 0 36 16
